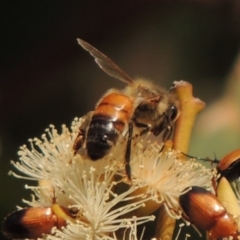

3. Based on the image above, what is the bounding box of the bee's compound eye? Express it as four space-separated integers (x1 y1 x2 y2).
170 105 178 121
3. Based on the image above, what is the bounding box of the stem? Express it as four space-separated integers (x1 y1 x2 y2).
172 81 205 154
155 81 205 240
155 206 176 240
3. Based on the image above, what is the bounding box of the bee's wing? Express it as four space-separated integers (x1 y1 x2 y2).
77 39 134 85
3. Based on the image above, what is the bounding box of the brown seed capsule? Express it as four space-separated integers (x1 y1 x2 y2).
3 205 72 239
179 186 238 239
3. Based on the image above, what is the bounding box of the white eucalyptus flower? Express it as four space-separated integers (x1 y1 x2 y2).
127 138 213 218
7 117 213 239
9 118 154 239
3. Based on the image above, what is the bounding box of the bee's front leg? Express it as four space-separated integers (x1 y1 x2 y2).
132 119 151 136
125 121 133 181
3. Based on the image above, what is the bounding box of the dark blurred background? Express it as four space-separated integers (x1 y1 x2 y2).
1 1 240 239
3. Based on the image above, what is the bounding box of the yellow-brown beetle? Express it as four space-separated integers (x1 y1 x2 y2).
3 204 76 239
217 149 240 182
179 186 238 239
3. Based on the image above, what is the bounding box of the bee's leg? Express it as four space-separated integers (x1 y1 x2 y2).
73 131 85 155
133 120 151 136
161 105 179 141
139 124 151 136
162 123 173 141
125 122 133 181
161 113 175 141
73 111 93 155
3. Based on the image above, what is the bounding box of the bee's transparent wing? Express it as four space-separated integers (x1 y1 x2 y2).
77 39 134 85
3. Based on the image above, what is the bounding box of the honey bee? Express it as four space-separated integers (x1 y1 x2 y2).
73 39 179 180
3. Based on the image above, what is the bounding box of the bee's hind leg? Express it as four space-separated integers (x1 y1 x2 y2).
73 111 93 155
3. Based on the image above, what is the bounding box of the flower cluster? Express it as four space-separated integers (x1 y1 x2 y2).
7 117 213 239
